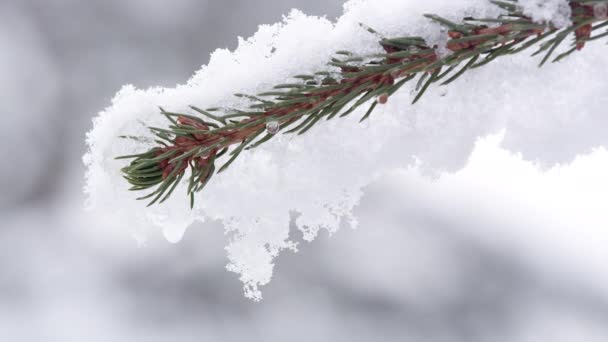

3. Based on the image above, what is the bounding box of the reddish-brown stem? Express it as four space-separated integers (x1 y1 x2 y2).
152 1 597 185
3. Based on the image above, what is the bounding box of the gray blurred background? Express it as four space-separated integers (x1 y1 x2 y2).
1 1 607 341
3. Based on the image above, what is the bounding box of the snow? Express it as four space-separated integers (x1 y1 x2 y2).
84 0 608 300
518 0 572 28
348 135 608 301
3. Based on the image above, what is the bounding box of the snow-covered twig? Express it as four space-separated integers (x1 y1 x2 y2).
119 0 608 208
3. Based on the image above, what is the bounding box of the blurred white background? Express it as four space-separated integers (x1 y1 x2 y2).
1 1 607 341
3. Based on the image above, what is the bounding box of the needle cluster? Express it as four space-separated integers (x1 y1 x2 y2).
118 0 608 208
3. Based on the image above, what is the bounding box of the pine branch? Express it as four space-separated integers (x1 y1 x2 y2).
118 0 608 208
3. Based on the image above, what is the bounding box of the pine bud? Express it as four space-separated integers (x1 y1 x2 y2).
448 31 462 39
378 94 389 104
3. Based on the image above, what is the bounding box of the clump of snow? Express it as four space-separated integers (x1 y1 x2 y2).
518 0 572 28
84 0 608 300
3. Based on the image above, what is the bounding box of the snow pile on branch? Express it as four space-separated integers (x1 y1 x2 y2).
84 0 608 300
518 0 572 28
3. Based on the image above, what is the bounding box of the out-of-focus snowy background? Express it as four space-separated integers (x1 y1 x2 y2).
1 0 607 341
